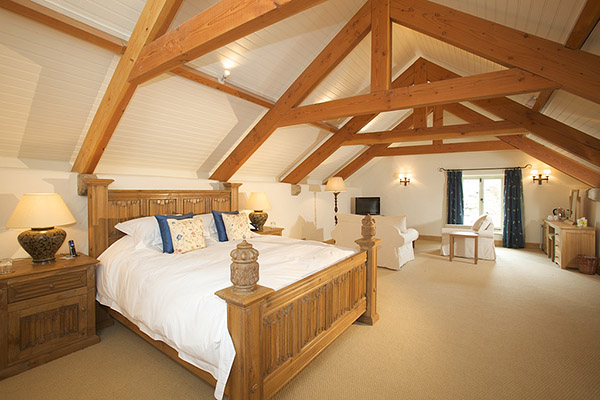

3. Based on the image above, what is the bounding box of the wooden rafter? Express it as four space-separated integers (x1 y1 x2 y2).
371 0 392 92
209 2 372 182
171 65 338 134
378 140 514 156
425 60 600 167
71 0 183 174
343 121 525 145
280 60 417 185
0 0 126 54
129 0 327 84
565 0 600 50
279 68 559 126
391 0 600 104
500 136 600 187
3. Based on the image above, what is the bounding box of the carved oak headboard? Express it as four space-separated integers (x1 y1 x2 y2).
85 179 241 258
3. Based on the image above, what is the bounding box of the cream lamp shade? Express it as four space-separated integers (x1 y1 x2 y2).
245 192 272 211
245 192 271 232
325 177 347 193
6 193 76 264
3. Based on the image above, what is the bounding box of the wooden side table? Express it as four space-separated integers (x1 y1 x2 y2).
0 254 100 379
254 226 284 236
449 231 478 264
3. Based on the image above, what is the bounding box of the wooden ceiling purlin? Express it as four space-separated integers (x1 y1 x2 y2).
390 0 600 105
209 2 372 182
71 0 183 174
424 60 600 167
280 60 418 185
0 0 126 54
342 121 525 145
278 68 559 126
378 141 515 156
129 0 328 84
564 0 600 50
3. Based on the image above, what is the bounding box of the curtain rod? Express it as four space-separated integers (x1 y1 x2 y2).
438 164 531 172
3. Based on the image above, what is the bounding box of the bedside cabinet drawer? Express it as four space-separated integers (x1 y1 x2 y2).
7 270 87 303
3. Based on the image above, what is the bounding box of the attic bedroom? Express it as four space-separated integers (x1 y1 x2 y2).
1 0 599 399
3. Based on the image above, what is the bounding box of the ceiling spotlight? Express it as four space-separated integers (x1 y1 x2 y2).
218 69 231 84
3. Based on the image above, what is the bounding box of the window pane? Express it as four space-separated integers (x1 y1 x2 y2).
483 178 502 228
463 178 480 225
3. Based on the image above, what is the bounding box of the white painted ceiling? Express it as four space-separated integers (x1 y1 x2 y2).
1 0 598 183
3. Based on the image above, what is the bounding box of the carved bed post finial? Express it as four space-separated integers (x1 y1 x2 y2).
355 214 381 325
230 240 260 293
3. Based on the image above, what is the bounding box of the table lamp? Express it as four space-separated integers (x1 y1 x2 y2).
325 177 346 225
245 192 271 231
6 193 76 264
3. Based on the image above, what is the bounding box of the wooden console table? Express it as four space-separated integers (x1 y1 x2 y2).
543 220 596 269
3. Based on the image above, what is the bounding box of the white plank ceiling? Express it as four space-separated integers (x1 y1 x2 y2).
0 0 598 182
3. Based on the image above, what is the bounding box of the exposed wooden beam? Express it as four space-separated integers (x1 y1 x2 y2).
425 60 600 167
377 140 514 156
500 136 600 187
531 89 554 113
280 62 418 185
209 2 372 182
371 0 392 92
343 121 525 145
279 68 559 126
391 0 600 104
443 103 493 124
0 0 126 54
171 65 338 133
323 144 389 184
129 0 327 84
565 0 600 49
413 58 427 128
72 0 183 174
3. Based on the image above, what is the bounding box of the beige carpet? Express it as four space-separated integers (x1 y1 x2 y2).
1 240 599 399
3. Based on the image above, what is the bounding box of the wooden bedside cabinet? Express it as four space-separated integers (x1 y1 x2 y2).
0 254 100 379
254 226 284 236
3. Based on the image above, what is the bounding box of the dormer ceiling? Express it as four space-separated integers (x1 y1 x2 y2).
1 0 599 186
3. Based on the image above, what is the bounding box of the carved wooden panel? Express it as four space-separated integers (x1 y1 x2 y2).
261 263 367 376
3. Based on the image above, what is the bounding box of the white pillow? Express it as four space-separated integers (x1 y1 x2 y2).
472 214 489 232
167 218 206 254
222 213 253 240
115 216 161 248
194 213 217 237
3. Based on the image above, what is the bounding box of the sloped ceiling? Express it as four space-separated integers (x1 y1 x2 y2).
1 0 599 185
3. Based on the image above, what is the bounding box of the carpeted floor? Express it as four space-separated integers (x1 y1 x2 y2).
1 240 599 399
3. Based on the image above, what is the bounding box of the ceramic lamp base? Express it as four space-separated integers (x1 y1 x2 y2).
249 211 268 231
17 227 66 264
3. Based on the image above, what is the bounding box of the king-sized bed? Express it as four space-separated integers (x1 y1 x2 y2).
85 179 379 399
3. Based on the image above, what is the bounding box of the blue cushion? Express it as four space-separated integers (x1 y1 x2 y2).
155 213 193 253
211 210 239 242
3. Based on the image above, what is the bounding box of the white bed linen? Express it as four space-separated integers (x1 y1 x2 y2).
96 235 358 399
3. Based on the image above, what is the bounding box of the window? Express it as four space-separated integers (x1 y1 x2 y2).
463 175 503 229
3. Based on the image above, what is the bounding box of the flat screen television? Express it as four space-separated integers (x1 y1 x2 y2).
354 197 380 215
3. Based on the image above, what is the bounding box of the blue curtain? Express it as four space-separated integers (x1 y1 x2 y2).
503 168 525 248
446 170 464 224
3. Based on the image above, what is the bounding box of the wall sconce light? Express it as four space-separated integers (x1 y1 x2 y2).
217 69 231 84
531 169 551 185
398 173 412 186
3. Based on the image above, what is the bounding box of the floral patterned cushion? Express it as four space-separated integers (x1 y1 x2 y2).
222 213 253 241
167 217 206 254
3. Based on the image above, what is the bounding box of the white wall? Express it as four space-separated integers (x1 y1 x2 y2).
347 150 592 245
0 167 361 259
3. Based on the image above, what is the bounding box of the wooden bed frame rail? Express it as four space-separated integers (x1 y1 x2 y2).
85 178 379 399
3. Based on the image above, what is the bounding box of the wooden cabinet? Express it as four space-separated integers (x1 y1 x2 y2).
254 226 284 236
543 220 596 269
0 254 99 379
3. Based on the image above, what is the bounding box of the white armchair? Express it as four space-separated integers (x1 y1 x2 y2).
441 214 496 260
331 213 419 270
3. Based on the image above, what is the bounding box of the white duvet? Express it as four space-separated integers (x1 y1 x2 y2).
96 234 357 399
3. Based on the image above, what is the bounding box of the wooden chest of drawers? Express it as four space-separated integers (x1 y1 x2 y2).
0 254 99 379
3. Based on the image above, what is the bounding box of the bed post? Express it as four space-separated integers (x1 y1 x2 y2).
355 215 380 325
84 178 114 258
216 241 274 399
222 182 242 211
